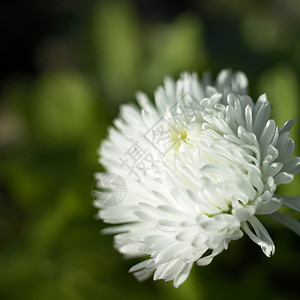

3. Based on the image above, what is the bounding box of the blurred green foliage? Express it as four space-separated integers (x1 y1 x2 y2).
0 0 300 299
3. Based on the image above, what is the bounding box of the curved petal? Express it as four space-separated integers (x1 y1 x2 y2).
256 197 283 215
268 211 300 237
242 217 275 257
278 195 300 212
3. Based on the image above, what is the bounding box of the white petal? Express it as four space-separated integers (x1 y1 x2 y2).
256 197 283 215
245 105 253 132
129 259 152 273
133 268 154 282
268 212 300 237
233 72 248 94
279 118 294 134
280 195 300 212
259 119 276 153
242 217 275 257
274 172 293 185
173 263 193 287
162 259 186 281
281 157 300 175
253 94 271 137
196 245 224 266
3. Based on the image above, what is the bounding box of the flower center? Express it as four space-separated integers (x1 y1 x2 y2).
169 124 189 152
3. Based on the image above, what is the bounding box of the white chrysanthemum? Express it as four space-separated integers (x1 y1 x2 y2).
95 70 300 287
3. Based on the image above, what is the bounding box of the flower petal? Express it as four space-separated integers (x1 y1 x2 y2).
242 217 275 257
279 195 300 213
268 212 300 237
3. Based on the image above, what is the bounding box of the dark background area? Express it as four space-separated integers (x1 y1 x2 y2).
0 0 300 299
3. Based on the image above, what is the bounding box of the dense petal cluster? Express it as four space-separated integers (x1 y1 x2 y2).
95 70 300 287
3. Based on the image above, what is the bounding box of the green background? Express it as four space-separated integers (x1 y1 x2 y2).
0 0 299 299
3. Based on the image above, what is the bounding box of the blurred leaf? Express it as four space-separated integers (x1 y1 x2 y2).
91 0 142 102
291 38 300 68
0 109 25 150
30 71 97 147
241 8 290 53
27 188 84 253
144 12 207 91
0 158 51 208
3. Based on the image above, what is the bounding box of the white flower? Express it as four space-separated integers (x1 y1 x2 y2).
95 69 300 287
